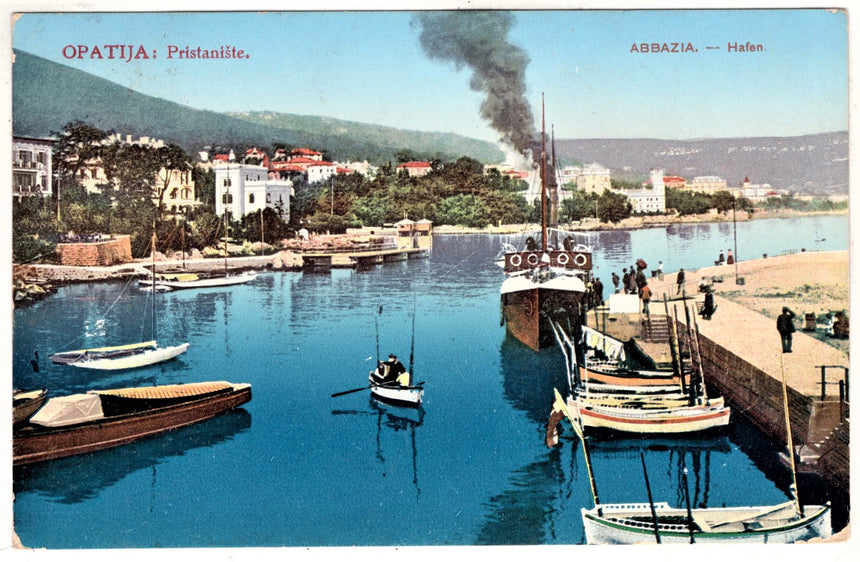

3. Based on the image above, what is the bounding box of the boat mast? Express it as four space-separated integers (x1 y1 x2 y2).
151 226 157 342
540 93 548 252
779 352 804 516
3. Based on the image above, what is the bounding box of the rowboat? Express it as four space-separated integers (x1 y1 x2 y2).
546 388 832 544
568 395 731 434
580 363 690 387
368 363 424 407
13 388 48 425
581 500 831 544
13 381 251 466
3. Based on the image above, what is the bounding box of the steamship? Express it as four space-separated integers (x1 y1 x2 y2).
498 96 593 350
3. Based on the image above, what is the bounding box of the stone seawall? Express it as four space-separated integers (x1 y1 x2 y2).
56 236 133 266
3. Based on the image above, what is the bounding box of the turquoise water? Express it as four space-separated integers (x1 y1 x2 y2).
11 215 848 548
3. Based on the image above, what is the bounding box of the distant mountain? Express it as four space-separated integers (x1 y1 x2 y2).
12 50 848 193
11 49 504 164
554 134 848 195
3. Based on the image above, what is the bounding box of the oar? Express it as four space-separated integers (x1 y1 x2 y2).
331 380 425 398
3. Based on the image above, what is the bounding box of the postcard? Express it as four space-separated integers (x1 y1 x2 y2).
4 3 853 560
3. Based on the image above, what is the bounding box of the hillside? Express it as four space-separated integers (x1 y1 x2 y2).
226 110 504 164
554 135 848 195
11 49 504 165
12 49 848 193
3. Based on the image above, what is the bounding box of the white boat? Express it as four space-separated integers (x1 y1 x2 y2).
68 343 190 371
50 232 189 370
50 340 158 365
138 270 256 290
581 500 831 544
546 388 832 544
368 363 424 407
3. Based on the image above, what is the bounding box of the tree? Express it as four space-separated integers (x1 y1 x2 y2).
437 194 489 228
597 189 632 223
52 121 109 188
711 190 736 214
559 191 597 223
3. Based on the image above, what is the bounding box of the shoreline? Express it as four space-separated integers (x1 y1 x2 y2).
11 208 847 294
432 208 847 235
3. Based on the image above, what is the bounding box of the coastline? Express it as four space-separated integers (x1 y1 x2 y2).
11 208 847 293
432 208 848 235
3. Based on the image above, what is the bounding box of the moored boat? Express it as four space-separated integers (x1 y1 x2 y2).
546 388 832 544
13 388 48 425
568 395 731 434
581 500 831 544
66 342 190 370
49 340 158 365
13 381 251 466
138 270 257 290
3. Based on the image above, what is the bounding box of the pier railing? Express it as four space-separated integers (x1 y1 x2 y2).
815 364 849 417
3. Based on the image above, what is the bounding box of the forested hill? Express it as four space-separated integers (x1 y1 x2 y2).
11 49 504 164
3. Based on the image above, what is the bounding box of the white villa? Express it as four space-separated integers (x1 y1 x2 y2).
214 162 293 220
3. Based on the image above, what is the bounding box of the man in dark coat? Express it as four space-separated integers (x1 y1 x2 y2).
381 354 407 383
777 307 797 353
676 268 685 295
593 278 604 307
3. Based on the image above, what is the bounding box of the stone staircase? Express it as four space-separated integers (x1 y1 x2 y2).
640 314 670 343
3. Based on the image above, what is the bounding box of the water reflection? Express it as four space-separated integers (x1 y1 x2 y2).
13 408 251 504
331 399 424 499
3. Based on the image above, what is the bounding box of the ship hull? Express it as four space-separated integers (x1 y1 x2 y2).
501 286 583 351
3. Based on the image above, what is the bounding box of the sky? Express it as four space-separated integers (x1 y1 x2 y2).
7 8 852 143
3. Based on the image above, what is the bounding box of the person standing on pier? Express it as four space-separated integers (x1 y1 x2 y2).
777 307 797 353
639 283 652 318
676 268 685 295
657 260 664 280
611 271 620 293
593 277 604 307
727 249 735 265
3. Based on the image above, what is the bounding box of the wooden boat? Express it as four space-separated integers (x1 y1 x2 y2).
49 232 189 370
551 321 728 434
13 388 48 425
546 388 831 544
579 362 689 387
576 392 724 411
568 395 731 434
13 381 251 466
499 96 592 350
581 500 831 544
138 270 256 290
368 363 424 407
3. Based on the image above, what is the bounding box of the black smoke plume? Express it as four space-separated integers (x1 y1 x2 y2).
414 11 537 156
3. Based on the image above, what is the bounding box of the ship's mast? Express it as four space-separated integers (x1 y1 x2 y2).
540 93 547 252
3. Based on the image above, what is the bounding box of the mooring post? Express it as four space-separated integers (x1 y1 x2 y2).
821 365 827 400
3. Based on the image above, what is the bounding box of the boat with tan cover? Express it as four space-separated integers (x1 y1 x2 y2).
13 381 251 466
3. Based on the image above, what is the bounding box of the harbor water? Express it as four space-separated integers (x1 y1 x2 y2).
11 215 849 548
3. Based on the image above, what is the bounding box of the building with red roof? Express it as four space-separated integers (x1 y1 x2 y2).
396 161 432 177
